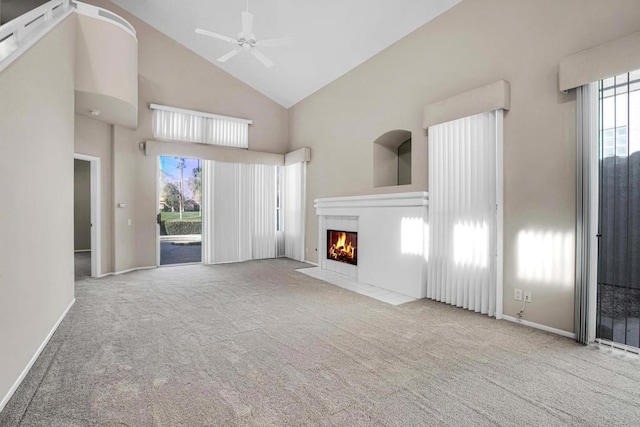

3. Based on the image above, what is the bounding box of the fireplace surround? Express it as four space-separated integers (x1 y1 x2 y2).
315 192 429 298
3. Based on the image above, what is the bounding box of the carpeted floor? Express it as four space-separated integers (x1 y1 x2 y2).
74 252 91 280
2 259 640 426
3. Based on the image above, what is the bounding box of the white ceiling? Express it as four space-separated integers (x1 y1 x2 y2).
110 0 462 108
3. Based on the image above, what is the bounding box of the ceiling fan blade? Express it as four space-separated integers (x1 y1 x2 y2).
255 37 293 47
195 28 237 45
241 11 254 38
217 48 242 63
251 48 274 68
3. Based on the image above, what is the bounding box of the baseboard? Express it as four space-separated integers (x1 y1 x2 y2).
97 266 156 278
304 260 319 266
74 249 91 253
503 315 576 340
0 298 76 413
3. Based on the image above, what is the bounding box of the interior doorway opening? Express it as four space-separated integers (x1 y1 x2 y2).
73 153 101 278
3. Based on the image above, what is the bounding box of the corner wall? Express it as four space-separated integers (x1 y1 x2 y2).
288 0 640 332
0 16 76 408
74 114 115 273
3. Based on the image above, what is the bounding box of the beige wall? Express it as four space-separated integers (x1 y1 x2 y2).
75 13 138 128
84 0 290 271
74 114 114 273
0 16 76 407
74 159 91 251
288 0 640 333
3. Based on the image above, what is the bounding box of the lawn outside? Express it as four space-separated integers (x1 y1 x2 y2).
160 211 202 221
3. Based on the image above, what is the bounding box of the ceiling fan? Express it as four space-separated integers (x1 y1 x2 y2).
195 1 292 68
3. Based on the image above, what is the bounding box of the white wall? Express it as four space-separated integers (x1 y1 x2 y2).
288 0 640 333
0 16 76 409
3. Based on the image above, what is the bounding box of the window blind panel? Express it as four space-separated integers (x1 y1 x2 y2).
428 111 498 317
283 162 305 261
250 164 277 259
202 161 277 264
152 108 249 148
204 118 249 148
152 109 203 143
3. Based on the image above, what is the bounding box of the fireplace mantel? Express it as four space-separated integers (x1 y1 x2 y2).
315 192 428 213
315 192 429 299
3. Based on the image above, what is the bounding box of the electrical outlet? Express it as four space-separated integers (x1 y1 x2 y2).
524 291 532 303
514 288 523 301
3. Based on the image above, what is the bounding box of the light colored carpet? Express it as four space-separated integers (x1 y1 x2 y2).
2 259 640 426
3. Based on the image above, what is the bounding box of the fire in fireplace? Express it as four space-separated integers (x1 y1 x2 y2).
327 230 358 266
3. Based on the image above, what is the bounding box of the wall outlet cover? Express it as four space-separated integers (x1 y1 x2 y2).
524 290 532 303
514 288 523 301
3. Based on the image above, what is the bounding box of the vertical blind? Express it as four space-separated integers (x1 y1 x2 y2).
283 162 306 261
427 111 499 317
152 105 250 148
201 161 277 264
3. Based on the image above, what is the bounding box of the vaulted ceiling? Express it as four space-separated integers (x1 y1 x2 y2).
110 0 462 108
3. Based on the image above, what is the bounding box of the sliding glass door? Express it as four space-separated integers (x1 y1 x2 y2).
596 70 640 348
158 156 202 265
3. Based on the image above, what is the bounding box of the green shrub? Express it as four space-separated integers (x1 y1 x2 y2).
164 219 202 235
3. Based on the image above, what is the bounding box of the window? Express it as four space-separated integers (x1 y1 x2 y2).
151 104 252 149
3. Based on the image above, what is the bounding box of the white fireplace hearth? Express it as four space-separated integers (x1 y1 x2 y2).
314 192 429 299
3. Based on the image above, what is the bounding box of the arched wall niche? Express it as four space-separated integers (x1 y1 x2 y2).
372 129 412 187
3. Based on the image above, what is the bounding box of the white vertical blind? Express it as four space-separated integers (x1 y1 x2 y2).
201 161 277 264
204 118 249 148
283 162 306 261
249 164 277 260
152 109 203 143
152 106 250 148
428 111 498 316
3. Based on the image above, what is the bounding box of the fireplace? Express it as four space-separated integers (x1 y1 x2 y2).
327 230 358 266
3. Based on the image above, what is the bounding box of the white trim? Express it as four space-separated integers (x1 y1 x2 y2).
495 110 504 320
303 260 319 266
96 265 156 278
156 156 161 267
74 153 101 278
149 103 253 125
594 338 640 356
587 83 599 344
503 315 576 339
74 249 91 253
73 1 137 40
0 1 73 74
0 298 75 413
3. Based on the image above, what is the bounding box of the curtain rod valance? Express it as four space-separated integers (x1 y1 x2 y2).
423 80 510 129
149 103 253 125
559 31 640 92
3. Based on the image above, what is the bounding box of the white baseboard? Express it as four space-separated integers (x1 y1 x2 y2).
74 249 91 253
0 298 76 413
96 266 156 278
304 260 319 266
503 315 576 340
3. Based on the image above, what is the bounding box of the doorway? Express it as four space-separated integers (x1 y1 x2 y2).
158 156 202 265
73 153 101 278
596 70 640 349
